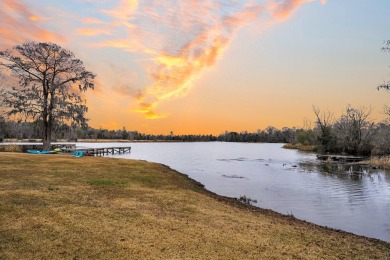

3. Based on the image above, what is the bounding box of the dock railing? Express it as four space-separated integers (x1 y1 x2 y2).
62 146 131 156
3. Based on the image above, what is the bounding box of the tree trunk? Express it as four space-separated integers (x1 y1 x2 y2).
42 88 51 150
43 140 51 151
43 113 53 150
43 119 51 150
42 112 51 150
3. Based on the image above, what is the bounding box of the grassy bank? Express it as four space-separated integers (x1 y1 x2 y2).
369 156 390 170
0 153 389 259
282 143 318 152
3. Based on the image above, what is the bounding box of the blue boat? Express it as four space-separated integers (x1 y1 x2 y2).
73 151 84 158
27 150 52 154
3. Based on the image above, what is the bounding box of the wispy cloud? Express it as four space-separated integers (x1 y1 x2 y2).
82 17 105 25
0 0 61 48
79 0 326 119
76 28 112 36
268 0 326 20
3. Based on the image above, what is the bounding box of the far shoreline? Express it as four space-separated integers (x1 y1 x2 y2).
2 139 390 169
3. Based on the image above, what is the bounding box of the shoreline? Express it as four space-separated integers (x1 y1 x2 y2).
162 162 389 244
0 148 385 242
0 153 389 258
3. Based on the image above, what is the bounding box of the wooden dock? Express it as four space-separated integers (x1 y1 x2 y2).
2 143 131 157
63 146 131 157
316 155 364 163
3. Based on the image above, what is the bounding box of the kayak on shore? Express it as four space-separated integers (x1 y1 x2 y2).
27 150 53 154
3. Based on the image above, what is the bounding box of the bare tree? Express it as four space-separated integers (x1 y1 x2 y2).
0 42 95 149
383 106 390 118
378 40 390 115
372 122 390 155
333 105 374 155
313 106 334 152
302 117 312 131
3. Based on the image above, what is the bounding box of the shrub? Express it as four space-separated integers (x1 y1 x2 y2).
296 130 317 145
238 195 257 205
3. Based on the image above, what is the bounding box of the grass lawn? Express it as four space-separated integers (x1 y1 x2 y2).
0 153 389 259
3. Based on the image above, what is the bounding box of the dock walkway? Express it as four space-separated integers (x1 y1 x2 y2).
2 143 131 157
63 146 131 156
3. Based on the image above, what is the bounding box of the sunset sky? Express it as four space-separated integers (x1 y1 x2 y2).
1 0 390 134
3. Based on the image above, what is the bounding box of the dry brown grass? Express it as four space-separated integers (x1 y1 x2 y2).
0 145 23 153
0 153 389 259
369 156 390 170
283 143 318 152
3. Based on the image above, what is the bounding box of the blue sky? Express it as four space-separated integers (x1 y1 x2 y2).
1 0 390 133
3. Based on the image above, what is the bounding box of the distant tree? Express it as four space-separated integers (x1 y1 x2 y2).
313 106 335 152
296 129 316 145
0 42 95 149
121 127 129 140
265 126 278 142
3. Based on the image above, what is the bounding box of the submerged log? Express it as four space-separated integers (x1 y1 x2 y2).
316 155 364 163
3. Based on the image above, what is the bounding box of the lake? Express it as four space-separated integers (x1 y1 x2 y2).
71 142 390 242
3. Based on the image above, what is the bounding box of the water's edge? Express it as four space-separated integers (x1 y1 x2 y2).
153 161 390 245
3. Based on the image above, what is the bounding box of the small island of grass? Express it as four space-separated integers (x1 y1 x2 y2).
0 153 389 259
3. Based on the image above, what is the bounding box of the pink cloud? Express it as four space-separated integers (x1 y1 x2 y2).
76 28 112 36
268 0 326 20
0 0 62 49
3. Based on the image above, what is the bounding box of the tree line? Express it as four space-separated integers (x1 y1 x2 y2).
0 116 297 143
1 105 390 155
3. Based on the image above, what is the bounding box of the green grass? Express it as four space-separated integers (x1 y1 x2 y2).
0 153 389 259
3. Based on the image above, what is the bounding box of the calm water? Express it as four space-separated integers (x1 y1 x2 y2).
77 142 390 242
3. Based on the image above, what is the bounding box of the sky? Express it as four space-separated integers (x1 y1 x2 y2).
0 0 390 134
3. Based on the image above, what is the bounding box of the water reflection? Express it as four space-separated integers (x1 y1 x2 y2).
295 159 390 241
299 162 389 202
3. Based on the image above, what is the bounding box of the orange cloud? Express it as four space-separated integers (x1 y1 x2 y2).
0 0 61 48
268 0 326 20
136 102 167 119
82 17 105 24
78 1 138 38
94 0 266 118
88 0 325 119
29 15 46 22
101 0 138 28
76 28 111 36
